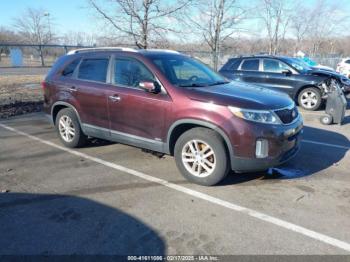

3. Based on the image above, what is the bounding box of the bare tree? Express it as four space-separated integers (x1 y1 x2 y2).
62 31 97 47
257 0 291 55
185 0 245 70
289 1 312 53
88 0 191 49
13 8 55 66
305 0 347 56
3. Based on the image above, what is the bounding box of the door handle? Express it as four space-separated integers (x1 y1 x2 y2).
68 86 77 92
109 95 121 102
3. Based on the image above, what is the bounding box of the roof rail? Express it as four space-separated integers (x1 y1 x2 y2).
252 52 273 57
67 47 137 55
144 49 181 54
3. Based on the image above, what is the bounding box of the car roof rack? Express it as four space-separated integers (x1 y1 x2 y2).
67 47 137 55
143 49 181 54
255 52 270 55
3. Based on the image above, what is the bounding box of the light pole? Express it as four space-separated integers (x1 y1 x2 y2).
44 12 52 41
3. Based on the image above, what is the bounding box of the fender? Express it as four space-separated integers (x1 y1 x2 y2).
51 101 82 125
166 119 235 167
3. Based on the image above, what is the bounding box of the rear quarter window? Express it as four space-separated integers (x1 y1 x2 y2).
221 59 241 71
230 59 242 70
78 58 109 83
62 59 80 77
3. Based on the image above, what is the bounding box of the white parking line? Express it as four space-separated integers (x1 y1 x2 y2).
1 122 350 253
302 139 350 150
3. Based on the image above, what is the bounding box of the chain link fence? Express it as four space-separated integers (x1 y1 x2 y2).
0 44 92 68
0 44 344 70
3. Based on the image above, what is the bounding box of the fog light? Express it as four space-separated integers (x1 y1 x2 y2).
256 139 268 158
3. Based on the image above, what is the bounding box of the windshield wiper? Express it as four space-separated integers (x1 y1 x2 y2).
208 81 230 86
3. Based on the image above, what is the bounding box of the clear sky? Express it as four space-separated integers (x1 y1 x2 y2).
1 0 349 38
0 0 98 34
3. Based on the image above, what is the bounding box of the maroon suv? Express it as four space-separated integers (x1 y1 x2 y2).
43 48 303 186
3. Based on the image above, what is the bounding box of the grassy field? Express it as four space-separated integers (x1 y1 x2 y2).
0 75 44 118
0 75 44 105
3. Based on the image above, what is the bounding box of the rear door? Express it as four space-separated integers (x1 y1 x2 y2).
106 55 172 151
237 58 265 85
73 55 110 129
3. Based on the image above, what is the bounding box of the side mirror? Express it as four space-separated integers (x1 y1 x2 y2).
282 69 292 76
139 81 161 94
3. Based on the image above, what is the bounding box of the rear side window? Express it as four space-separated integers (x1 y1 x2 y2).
78 58 109 83
240 59 259 71
345 60 350 64
62 59 80 77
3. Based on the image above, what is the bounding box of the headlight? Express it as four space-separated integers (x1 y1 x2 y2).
229 106 281 124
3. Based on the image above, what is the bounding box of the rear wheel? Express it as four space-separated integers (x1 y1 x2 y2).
174 127 229 186
298 87 322 111
55 108 87 148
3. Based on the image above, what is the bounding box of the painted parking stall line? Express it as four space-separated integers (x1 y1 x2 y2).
302 139 350 150
1 122 350 253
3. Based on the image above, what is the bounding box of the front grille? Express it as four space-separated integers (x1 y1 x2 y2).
274 106 298 124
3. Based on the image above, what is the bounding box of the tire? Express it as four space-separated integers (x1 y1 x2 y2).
298 87 322 111
55 108 87 148
320 114 333 125
174 127 229 186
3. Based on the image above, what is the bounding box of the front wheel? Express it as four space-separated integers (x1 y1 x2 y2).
174 127 229 186
298 87 322 111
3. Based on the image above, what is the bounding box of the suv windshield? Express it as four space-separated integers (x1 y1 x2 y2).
282 58 312 73
146 54 228 87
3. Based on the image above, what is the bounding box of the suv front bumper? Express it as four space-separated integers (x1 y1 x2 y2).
229 117 303 172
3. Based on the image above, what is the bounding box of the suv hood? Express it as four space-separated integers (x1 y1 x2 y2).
183 81 293 111
307 69 350 85
307 69 343 79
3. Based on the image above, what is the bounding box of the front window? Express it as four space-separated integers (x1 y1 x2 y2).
263 59 292 73
147 54 227 87
114 58 155 88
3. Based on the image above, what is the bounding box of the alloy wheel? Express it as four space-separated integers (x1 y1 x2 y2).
58 115 75 142
300 90 318 109
181 139 216 177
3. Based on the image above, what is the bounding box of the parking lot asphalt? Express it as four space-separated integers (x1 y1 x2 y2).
0 108 350 256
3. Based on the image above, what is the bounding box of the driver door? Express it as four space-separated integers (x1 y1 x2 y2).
106 56 171 151
261 58 298 96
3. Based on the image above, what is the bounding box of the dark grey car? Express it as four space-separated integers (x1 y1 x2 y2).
219 55 350 110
